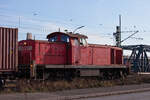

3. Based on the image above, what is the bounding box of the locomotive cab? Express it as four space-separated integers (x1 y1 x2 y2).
47 32 88 45
47 32 88 65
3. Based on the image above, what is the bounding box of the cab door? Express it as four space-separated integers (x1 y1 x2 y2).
70 38 80 65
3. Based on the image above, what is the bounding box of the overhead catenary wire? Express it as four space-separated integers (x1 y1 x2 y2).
0 13 116 30
121 30 139 43
1 13 150 43
1 17 150 35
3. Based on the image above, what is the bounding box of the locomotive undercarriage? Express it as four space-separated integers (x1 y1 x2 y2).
18 65 129 80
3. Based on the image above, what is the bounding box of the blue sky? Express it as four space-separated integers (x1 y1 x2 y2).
0 0 150 46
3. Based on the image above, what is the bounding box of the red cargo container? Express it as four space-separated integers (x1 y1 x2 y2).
0 27 18 75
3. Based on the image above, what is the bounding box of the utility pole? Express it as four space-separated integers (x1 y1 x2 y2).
113 15 140 47
113 15 121 47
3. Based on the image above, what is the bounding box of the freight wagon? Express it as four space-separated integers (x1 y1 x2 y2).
18 32 129 80
0 27 18 79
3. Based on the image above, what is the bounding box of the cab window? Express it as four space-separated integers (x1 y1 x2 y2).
80 38 87 46
61 35 69 42
48 36 57 42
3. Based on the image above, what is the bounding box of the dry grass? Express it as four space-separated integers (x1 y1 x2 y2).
2 73 150 93
1 78 115 93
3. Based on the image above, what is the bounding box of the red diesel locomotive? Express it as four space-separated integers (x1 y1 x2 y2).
18 32 129 79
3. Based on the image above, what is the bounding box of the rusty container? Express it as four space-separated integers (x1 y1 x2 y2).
0 27 18 74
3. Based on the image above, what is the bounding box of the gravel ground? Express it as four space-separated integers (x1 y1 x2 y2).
1 83 150 100
1 74 150 100
52 83 150 96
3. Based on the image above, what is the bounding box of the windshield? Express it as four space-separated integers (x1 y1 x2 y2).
61 35 69 42
48 36 57 42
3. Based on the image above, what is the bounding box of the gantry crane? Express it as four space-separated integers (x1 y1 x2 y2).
113 15 150 72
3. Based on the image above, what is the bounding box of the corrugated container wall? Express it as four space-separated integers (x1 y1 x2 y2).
0 27 18 72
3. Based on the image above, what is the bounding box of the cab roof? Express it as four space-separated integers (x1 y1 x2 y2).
47 32 88 39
